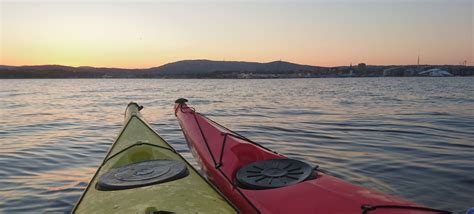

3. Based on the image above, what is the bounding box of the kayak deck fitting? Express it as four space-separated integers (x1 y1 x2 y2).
174 98 451 214
74 102 236 214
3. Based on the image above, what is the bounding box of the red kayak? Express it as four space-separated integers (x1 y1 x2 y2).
174 98 450 214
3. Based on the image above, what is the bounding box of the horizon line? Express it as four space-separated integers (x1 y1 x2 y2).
1 59 472 70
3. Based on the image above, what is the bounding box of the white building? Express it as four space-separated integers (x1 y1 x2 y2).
418 68 453 77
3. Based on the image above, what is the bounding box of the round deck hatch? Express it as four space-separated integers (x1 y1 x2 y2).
236 159 313 190
97 160 188 191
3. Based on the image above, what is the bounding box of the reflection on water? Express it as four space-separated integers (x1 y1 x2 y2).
0 78 473 213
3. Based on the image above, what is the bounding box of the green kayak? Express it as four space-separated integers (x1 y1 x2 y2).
73 103 236 214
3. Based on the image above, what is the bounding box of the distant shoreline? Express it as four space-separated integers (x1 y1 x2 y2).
1 59 473 79
2 76 473 80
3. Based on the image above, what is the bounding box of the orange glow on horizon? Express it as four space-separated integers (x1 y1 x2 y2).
1 1 472 68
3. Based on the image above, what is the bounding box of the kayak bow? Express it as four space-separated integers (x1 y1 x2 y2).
174 98 450 214
74 102 236 214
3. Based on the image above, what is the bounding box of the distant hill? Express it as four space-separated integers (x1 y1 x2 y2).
0 60 324 78
0 64 147 78
150 59 323 74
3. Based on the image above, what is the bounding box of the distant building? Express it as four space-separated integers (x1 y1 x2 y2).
383 67 404 76
356 63 367 76
404 68 417 76
419 68 452 77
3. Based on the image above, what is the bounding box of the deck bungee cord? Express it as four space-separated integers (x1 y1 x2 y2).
175 99 261 213
360 204 451 214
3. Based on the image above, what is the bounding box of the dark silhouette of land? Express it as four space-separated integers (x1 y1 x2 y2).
0 60 472 78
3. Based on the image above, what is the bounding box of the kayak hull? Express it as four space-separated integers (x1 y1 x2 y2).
175 101 447 214
74 103 236 214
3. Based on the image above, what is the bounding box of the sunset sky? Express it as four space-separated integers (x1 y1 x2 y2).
1 0 472 68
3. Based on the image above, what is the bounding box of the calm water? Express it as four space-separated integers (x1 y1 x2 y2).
0 78 473 213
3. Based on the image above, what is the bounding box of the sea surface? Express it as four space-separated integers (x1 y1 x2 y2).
0 78 473 213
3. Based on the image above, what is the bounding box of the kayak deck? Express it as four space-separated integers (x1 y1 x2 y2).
74 103 236 214
174 100 450 214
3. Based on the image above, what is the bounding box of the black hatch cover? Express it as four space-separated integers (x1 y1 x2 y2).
97 160 188 191
236 159 313 190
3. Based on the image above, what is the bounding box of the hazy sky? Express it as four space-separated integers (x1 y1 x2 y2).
1 0 472 68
